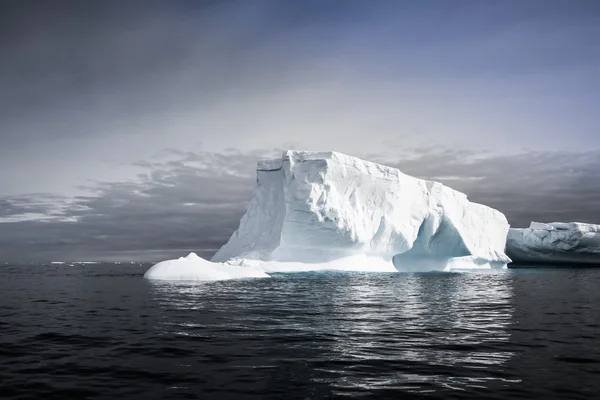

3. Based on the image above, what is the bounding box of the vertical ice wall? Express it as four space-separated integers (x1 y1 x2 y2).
212 158 286 262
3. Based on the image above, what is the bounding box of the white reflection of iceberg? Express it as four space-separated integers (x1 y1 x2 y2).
321 270 518 393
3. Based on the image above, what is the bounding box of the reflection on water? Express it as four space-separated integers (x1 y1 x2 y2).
3 264 600 399
148 270 517 396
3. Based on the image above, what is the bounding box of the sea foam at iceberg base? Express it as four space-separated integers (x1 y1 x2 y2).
144 151 511 281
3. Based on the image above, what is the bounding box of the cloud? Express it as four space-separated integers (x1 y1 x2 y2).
1 147 599 261
0 147 287 261
377 147 600 226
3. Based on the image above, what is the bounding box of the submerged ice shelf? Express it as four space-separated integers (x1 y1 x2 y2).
145 151 511 281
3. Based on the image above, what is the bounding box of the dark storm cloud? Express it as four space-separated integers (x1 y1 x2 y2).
2 0 599 149
0 0 373 139
1 148 599 261
0 148 286 261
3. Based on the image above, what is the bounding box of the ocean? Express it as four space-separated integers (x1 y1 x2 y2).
1 264 599 399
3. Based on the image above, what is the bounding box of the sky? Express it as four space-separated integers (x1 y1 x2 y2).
0 0 599 261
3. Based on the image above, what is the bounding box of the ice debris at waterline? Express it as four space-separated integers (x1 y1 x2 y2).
507 221 600 265
143 253 269 281
144 151 511 281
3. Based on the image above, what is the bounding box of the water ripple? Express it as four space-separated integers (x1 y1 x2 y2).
1 265 599 399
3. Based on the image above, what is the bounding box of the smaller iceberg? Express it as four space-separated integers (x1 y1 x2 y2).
507 222 600 265
143 253 269 281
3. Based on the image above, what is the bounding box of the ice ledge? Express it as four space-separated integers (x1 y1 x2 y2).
257 151 414 184
257 158 283 171
258 151 339 171
527 221 600 233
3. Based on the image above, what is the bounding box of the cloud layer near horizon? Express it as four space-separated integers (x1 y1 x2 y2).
1 147 598 262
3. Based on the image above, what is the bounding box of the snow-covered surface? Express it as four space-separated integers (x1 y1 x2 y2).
529 221 555 230
143 253 269 281
507 222 600 265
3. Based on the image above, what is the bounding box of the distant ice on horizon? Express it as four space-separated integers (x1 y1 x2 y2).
508 221 600 265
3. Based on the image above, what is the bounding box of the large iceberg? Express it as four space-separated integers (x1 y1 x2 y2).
213 151 510 269
145 151 511 281
507 222 600 265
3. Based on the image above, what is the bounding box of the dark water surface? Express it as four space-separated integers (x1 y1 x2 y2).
1 264 600 399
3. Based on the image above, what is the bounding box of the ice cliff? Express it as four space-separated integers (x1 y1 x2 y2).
145 150 511 281
507 222 600 265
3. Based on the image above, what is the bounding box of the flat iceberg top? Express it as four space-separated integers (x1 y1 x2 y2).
261 150 418 182
529 221 556 230
507 221 600 264
259 150 459 186
528 221 600 232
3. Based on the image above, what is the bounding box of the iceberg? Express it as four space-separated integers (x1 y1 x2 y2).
144 150 511 281
506 222 600 265
212 151 510 270
143 252 269 281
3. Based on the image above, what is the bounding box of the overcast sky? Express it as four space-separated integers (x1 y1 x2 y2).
1 0 599 261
